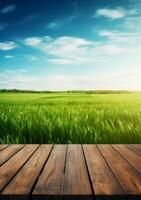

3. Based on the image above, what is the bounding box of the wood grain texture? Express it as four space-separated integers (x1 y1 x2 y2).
112 144 141 174
2 145 53 195
33 145 67 195
98 145 141 195
0 144 39 192
0 145 9 151
83 145 124 196
62 145 92 196
0 144 24 166
0 144 141 199
127 144 141 155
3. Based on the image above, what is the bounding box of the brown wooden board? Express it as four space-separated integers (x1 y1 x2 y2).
112 145 141 174
0 144 24 166
0 144 39 192
2 145 53 195
33 145 67 197
0 145 9 151
127 144 141 155
98 145 141 195
83 145 124 197
62 145 92 199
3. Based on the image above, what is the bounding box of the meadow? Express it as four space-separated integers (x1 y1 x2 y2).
0 92 141 144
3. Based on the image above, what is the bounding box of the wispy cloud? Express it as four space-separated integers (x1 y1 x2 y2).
4 55 14 58
99 29 141 42
124 15 141 31
29 55 38 61
24 37 42 46
0 5 17 14
120 1 141 31
95 7 126 19
0 41 17 51
46 58 83 65
46 21 62 29
24 35 126 64
24 36 93 64
46 14 78 29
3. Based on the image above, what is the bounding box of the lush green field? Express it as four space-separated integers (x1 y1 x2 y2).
0 92 141 144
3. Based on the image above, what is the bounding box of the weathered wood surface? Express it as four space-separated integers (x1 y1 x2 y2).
0 144 141 200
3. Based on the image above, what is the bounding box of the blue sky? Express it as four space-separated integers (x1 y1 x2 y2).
0 0 141 90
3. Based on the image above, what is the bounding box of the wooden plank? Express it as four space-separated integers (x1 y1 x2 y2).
0 145 9 151
98 145 141 195
127 145 141 155
33 145 67 196
83 145 124 196
0 144 39 192
62 145 92 198
2 145 53 195
0 144 24 166
112 145 141 174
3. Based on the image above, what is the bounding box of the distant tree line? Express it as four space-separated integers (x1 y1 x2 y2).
0 89 53 93
0 89 138 94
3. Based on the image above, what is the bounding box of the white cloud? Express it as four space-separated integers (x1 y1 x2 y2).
46 21 61 29
46 57 92 65
124 16 141 31
24 37 42 46
98 29 141 49
1 5 16 14
99 30 135 38
95 8 126 19
99 30 118 37
24 36 94 64
40 36 92 57
122 1 141 31
30 56 38 61
46 58 77 65
24 35 127 64
0 41 17 51
5 55 14 58
44 36 124 58
94 44 125 55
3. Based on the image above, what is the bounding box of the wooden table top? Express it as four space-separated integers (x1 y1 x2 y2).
0 144 141 199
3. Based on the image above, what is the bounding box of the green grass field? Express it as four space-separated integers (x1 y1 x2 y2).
0 92 141 144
